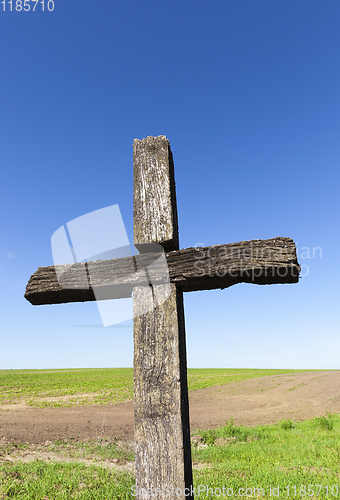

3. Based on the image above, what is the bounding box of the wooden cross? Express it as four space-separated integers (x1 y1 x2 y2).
25 135 300 499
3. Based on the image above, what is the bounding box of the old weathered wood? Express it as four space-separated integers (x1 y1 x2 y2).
24 134 301 500
133 137 193 499
133 284 192 499
24 237 300 305
133 135 179 252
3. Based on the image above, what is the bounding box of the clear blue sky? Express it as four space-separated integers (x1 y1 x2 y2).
1 0 339 370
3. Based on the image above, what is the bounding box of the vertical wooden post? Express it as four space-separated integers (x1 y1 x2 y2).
133 136 193 499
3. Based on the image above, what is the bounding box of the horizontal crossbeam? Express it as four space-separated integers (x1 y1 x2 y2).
24 237 300 306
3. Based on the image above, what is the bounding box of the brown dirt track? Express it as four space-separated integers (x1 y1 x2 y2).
0 371 339 445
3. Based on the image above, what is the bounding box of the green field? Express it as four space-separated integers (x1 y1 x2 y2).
1 367 333 498
192 413 340 499
0 368 317 407
1 414 339 499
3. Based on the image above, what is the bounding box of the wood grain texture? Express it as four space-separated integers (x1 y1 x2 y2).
133 135 192 499
133 135 179 252
24 237 300 305
133 284 192 500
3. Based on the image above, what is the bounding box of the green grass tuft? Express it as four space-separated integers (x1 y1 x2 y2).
192 412 340 499
0 461 134 499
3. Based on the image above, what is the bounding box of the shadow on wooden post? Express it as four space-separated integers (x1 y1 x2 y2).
133 136 193 499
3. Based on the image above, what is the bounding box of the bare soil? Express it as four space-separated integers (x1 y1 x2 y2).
0 371 339 446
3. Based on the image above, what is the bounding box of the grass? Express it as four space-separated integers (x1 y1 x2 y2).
191 412 340 499
0 438 135 499
0 367 334 497
0 438 134 464
186 368 315 392
1 413 340 498
0 461 134 499
0 368 318 407
0 368 134 407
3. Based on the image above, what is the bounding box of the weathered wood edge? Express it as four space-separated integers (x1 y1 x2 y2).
24 237 300 306
133 134 193 499
133 135 179 252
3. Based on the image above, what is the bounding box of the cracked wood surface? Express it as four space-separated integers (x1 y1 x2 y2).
133 135 179 252
24 237 300 306
133 136 193 500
